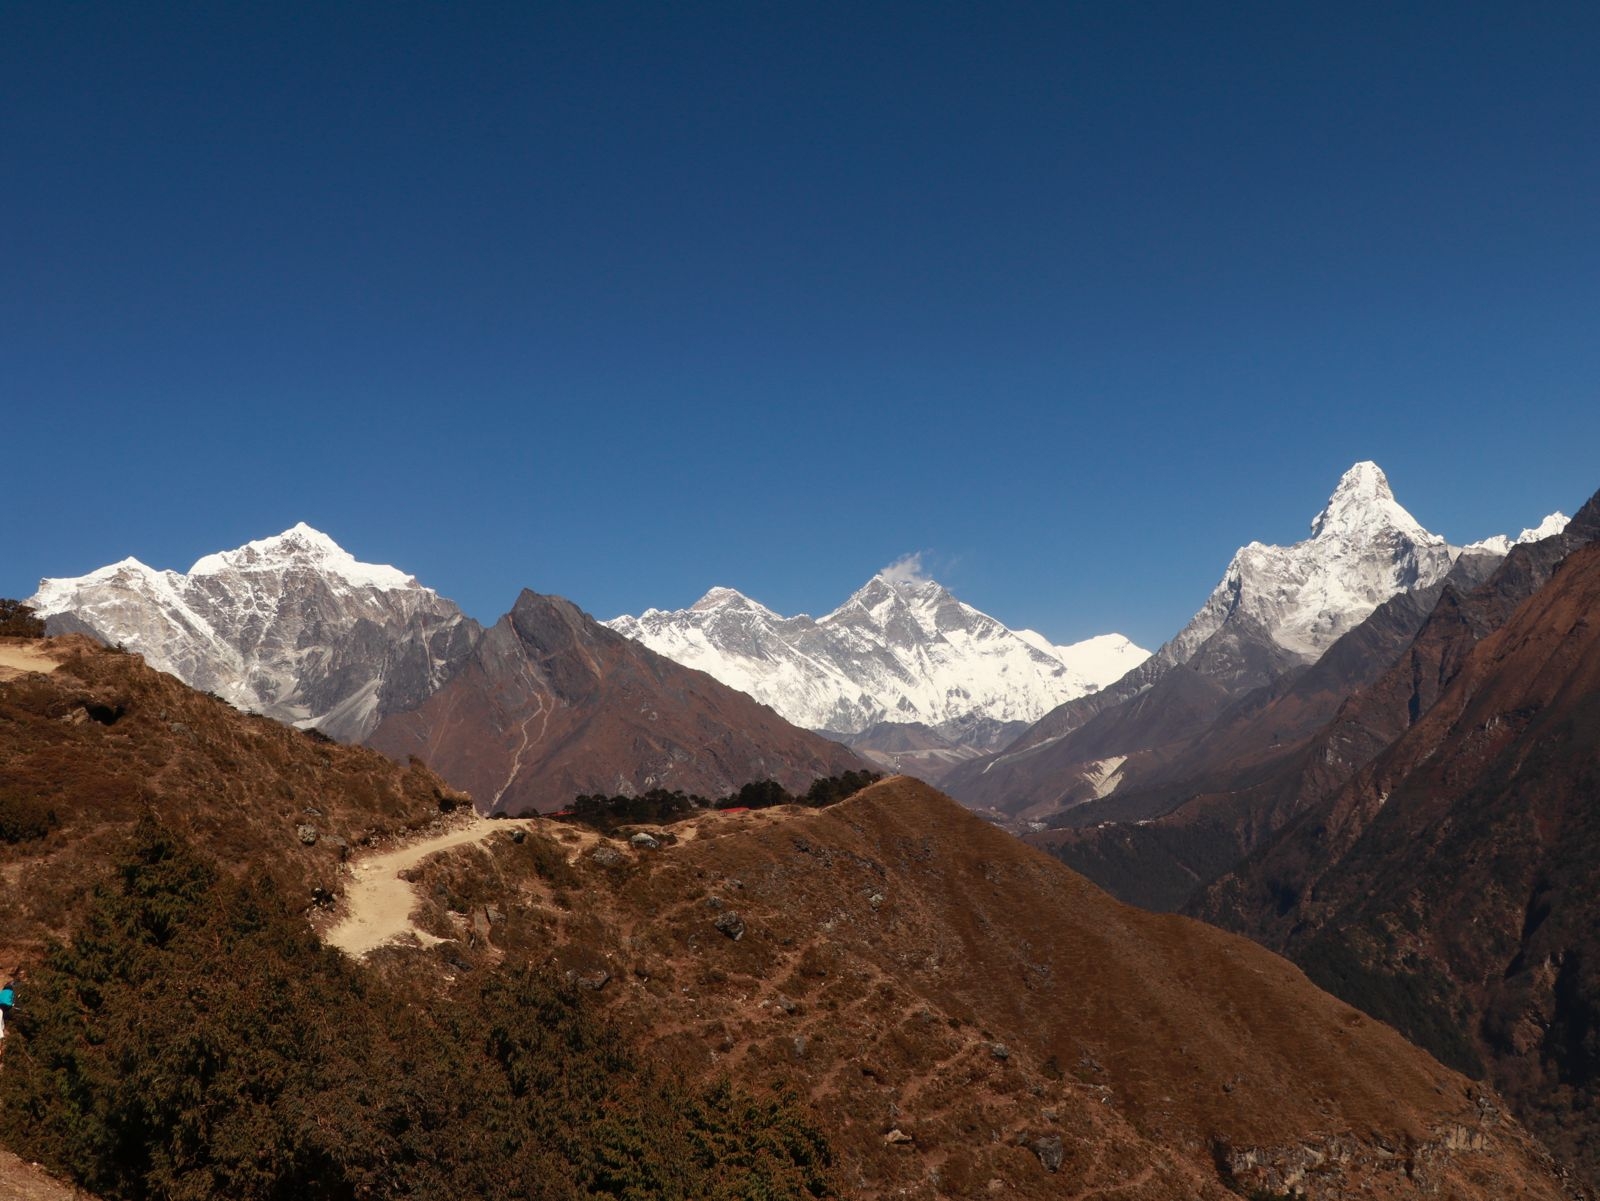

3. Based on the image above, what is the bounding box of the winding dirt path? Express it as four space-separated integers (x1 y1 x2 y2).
322 804 778 959
325 816 514 958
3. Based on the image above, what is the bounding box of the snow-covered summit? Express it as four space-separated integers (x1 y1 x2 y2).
606 569 1149 741
683 586 783 618
1517 511 1570 544
187 523 418 591
1463 511 1570 556
30 526 477 740
1160 461 1520 670
1307 461 1436 543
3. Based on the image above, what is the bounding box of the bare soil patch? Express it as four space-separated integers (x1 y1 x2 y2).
0 1149 85 1201
325 815 540 957
0 644 61 682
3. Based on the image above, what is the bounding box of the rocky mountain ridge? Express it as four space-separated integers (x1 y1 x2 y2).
942 462 1564 820
30 524 480 742
367 589 869 815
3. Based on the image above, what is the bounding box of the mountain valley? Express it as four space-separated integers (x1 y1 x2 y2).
12 461 1600 1194
0 638 1583 1199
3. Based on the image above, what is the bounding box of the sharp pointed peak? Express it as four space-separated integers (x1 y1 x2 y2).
1335 459 1391 492
1308 461 1434 542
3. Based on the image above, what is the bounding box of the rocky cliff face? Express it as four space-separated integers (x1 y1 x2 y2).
606 569 1147 745
29 524 479 741
369 589 870 814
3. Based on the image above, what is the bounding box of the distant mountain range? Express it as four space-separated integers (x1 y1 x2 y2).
29 529 865 812
30 529 1150 789
605 571 1147 777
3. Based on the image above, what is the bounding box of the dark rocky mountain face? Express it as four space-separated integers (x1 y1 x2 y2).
368 590 870 815
1196 514 1600 1187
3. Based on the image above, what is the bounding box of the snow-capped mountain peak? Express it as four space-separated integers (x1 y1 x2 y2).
1517 511 1570 544
188 523 418 592
30 526 478 740
1308 461 1437 544
1162 462 1461 669
606 570 1150 741
1463 511 1570 557
686 585 782 618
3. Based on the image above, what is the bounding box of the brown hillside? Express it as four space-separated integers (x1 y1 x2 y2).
398 776 1576 1199
368 590 868 815
0 636 462 969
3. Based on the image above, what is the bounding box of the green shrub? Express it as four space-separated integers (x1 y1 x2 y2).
0 793 57 843
0 821 835 1200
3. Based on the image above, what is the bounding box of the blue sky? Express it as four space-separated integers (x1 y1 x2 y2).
5 2 1597 650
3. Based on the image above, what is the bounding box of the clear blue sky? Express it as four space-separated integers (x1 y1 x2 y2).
5 2 1597 650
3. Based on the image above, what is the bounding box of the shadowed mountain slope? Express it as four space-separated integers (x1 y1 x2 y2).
1197 516 1600 1187
368 590 868 815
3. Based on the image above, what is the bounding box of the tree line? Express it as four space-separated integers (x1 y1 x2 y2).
566 770 881 833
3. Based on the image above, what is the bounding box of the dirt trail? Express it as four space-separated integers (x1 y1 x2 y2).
0 1150 87 1201
325 816 522 958
0 645 61 681
323 805 775 959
